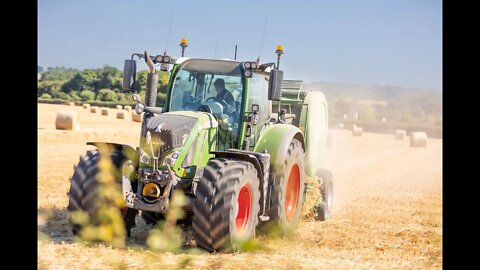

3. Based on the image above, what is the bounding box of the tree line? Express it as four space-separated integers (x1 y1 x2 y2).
37 66 169 107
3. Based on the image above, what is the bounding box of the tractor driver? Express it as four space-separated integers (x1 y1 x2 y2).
213 78 235 113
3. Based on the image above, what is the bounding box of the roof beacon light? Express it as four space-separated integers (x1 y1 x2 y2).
180 38 188 57
275 45 284 69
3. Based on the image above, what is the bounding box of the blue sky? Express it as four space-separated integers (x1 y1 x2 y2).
38 0 442 90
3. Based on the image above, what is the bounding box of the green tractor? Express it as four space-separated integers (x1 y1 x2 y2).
67 41 333 252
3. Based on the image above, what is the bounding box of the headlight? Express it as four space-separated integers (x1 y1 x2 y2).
244 69 252 77
163 151 180 166
251 62 258 69
244 62 251 69
139 148 151 164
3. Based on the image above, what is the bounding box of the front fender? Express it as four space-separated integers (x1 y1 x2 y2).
86 142 138 163
253 124 305 169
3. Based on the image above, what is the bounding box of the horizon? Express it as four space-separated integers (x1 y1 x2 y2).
38 0 442 91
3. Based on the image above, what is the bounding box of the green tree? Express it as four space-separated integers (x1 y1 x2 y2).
97 66 122 90
97 89 117 101
40 67 78 81
37 80 65 96
80 90 96 101
61 69 99 93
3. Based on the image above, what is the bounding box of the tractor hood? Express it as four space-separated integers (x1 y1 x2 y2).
140 111 218 175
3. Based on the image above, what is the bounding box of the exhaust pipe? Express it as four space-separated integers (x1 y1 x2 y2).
144 51 158 107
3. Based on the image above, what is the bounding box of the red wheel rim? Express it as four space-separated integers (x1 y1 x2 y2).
285 164 300 221
236 184 252 232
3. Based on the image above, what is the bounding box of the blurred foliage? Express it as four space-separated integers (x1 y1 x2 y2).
70 146 128 248
147 190 186 253
37 66 169 105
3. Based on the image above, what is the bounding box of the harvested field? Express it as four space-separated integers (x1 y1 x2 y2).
38 103 442 269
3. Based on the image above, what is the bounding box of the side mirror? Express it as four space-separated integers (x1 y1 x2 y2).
122 59 137 90
268 69 283 101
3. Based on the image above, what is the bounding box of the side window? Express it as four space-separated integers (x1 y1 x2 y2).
247 73 269 122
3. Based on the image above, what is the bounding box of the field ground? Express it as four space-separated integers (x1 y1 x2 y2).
38 103 442 269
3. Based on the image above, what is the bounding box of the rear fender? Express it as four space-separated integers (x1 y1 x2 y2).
253 124 305 170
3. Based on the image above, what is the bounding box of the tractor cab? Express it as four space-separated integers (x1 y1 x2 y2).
167 58 245 150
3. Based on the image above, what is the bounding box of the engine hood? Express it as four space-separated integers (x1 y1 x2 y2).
141 111 218 171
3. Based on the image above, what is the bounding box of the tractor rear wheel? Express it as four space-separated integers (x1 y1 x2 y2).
193 158 260 252
268 139 305 233
314 169 334 221
67 150 138 237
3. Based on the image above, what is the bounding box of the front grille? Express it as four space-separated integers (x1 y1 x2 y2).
142 114 197 159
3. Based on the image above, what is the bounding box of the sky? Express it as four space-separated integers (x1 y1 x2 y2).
38 0 442 91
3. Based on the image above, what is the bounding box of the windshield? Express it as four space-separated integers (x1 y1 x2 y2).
169 59 244 150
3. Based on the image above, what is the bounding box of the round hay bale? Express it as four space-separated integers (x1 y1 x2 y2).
352 126 363 137
82 103 90 109
132 111 143 122
395 130 406 140
117 110 128 120
410 132 428 147
90 106 99 113
101 108 109 116
68 102 75 106
116 105 123 110
55 110 79 131
337 123 344 129
124 106 132 112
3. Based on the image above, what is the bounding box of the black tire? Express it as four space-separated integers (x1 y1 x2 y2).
67 150 138 236
193 158 260 252
314 169 334 221
268 139 305 233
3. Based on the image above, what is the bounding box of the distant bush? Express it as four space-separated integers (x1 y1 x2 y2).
97 89 117 102
39 93 52 99
69 91 82 101
80 90 95 101
52 91 72 101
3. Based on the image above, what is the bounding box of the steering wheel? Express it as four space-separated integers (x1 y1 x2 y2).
205 97 229 111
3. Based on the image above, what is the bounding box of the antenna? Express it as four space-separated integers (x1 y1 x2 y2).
257 17 268 62
163 12 174 55
234 45 238 60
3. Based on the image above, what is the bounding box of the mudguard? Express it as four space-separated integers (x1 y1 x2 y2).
254 124 305 170
86 142 138 164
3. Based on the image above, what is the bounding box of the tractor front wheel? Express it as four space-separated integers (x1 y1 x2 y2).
67 150 138 237
193 158 260 252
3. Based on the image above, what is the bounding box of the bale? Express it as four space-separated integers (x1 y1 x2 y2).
55 110 79 131
124 106 132 112
410 132 428 147
101 108 109 116
68 102 75 106
90 106 99 113
395 130 406 140
82 103 90 109
117 110 128 120
116 105 123 109
336 123 344 129
352 126 363 137
132 111 143 122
